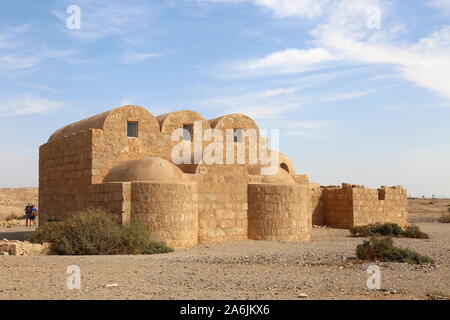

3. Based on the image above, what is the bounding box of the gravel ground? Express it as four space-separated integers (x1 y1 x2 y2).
0 221 449 300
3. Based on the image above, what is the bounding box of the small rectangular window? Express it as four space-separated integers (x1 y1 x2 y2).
233 129 242 143
183 124 193 141
127 122 138 137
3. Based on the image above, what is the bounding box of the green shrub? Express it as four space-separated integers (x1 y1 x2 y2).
349 223 429 239
371 223 404 236
28 210 161 255
143 241 174 255
356 237 435 265
439 213 450 223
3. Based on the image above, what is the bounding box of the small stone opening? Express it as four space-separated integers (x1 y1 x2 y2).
280 163 289 173
183 124 193 141
127 121 138 137
233 129 242 143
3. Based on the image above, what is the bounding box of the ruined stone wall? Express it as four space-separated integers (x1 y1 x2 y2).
131 182 198 248
195 164 248 243
321 184 408 229
248 184 311 241
381 187 408 228
39 130 93 222
0 188 38 219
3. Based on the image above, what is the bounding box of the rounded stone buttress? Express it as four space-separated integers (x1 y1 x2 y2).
131 182 198 248
247 183 311 241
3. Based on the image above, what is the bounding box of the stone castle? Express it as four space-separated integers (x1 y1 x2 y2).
39 105 408 248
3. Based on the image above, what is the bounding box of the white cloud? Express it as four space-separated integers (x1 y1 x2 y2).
320 90 375 102
252 0 330 18
428 0 450 13
217 0 450 100
121 51 159 64
194 0 330 18
0 26 78 76
223 48 336 77
0 95 65 117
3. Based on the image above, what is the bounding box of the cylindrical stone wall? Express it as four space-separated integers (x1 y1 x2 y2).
131 182 198 248
248 183 311 241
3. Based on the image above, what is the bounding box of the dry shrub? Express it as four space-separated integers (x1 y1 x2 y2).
356 237 434 265
143 241 174 255
28 210 173 255
350 223 429 239
404 226 429 239
439 213 450 223
5 213 27 221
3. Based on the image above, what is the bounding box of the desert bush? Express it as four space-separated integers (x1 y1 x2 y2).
371 223 404 236
143 241 174 255
349 225 372 237
356 237 435 265
5 213 27 221
350 223 429 239
439 213 450 223
28 210 167 255
404 226 429 239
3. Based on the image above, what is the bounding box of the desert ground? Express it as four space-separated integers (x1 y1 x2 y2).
0 198 449 300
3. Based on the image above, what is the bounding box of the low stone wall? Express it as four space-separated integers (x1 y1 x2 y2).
0 239 50 256
319 184 408 229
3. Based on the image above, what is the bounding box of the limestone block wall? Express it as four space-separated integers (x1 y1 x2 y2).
0 188 38 219
85 182 131 223
39 130 93 222
248 183 311 241
130 182 198 248
322 187 354 229
381 187 408 228
208 114 260 165
320 184 409 229
157 110 212 164
195 164 248 243
91 106 163 184
309 184 325 226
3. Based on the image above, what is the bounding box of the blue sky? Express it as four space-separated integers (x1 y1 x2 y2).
1 0 449 197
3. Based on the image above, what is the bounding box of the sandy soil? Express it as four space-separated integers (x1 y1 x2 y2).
408 198 450 223
0 201 449 300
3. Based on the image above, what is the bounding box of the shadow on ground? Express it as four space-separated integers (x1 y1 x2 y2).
0 227 35 241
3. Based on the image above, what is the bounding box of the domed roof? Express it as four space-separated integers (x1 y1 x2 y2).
103 157 185 183
248 165 295 184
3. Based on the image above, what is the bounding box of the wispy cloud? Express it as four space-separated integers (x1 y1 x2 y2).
0 26 78 77
52 0 153 41
0 94 65 117
320 89 375 102
121 51 159 64
222 48 337 77
211 0 450 100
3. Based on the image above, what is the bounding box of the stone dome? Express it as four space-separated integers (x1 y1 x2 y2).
248 165 295 184
103 157 185 183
